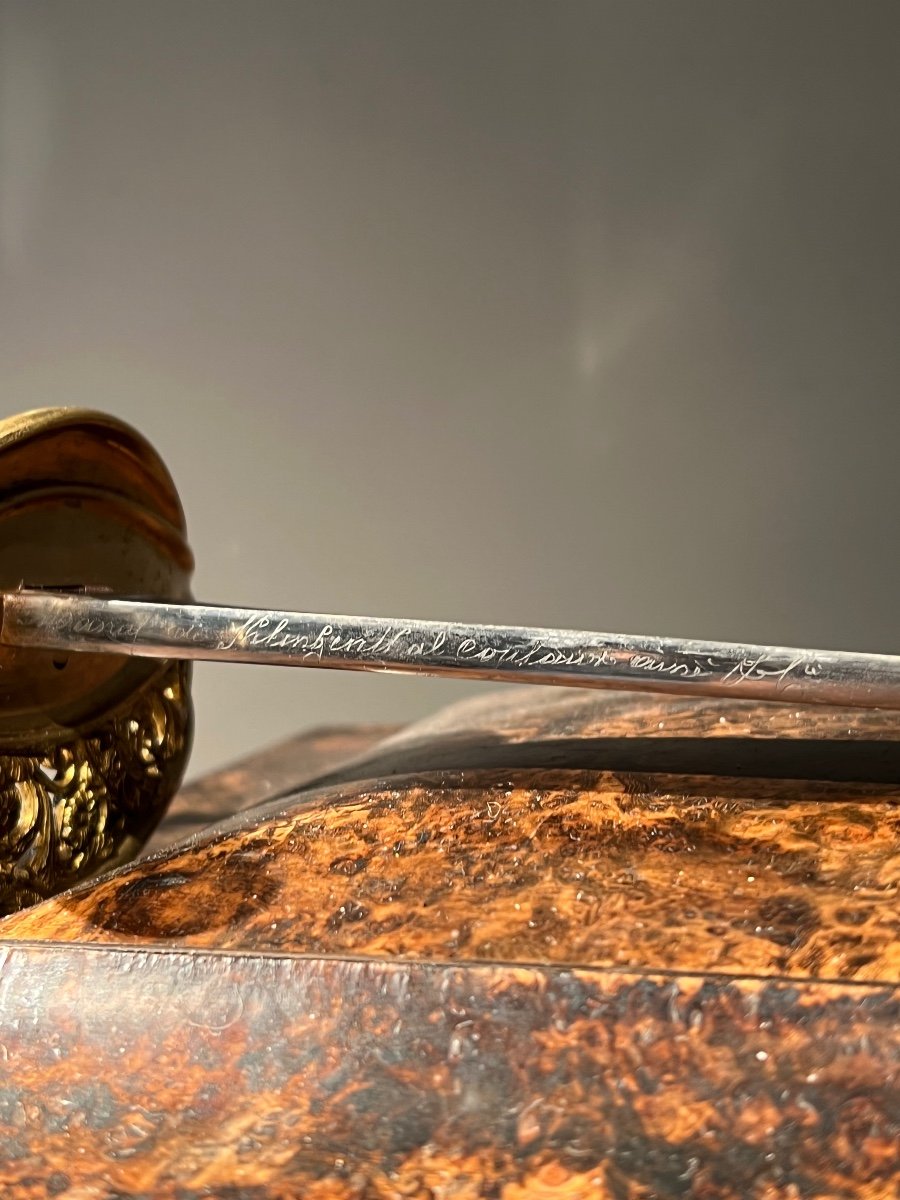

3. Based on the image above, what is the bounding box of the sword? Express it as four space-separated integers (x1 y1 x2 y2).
8 407 899 915
3 587 900 710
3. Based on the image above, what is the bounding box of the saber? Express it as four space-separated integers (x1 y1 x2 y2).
3 588 900 710
7 408 900 915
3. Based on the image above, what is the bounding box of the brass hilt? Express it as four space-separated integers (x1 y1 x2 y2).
0 409 193 913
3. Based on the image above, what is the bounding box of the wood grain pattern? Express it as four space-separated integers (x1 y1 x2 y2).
4 767 899 985
144 723 397 854
0 945 897 1199
0 688 898 1196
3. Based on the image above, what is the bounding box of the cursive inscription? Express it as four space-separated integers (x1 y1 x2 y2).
213 614 725 683
32 598 835 702
720 653 812 690
217 616 418 660
628 653 708 678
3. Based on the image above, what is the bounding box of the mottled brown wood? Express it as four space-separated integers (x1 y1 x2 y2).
1 688 898 1195
5 766 899 984
144 723 397 853
0 944 897 1198
318 686 900 785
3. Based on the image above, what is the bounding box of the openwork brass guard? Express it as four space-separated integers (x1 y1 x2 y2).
0 409 194 912
0 660 191 911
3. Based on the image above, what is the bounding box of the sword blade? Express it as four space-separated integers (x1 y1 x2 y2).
3 589 900 710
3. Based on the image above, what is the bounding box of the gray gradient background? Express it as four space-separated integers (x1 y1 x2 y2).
1 2 898 777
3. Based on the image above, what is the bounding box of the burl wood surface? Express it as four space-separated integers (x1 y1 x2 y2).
0 689 898 1197
142 723 398 854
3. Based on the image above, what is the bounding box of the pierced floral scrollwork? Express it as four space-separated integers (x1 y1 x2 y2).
0 662 192 915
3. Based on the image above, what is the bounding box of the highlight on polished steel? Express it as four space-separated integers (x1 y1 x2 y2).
3 588 900 711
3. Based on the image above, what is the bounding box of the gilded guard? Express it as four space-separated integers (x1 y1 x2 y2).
0 409 194 912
